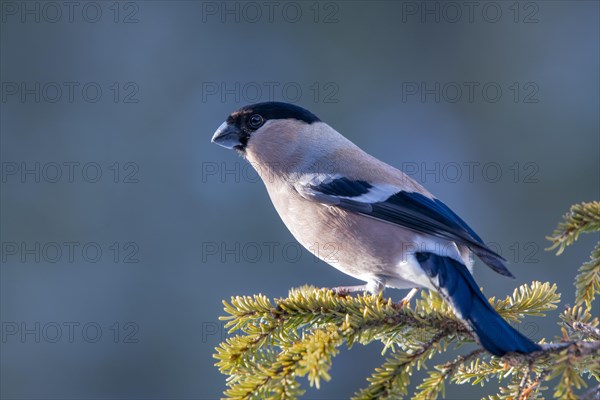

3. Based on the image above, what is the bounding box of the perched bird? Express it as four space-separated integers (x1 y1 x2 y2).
211 101 540 356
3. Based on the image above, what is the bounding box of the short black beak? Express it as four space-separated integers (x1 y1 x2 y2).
211 122 243 150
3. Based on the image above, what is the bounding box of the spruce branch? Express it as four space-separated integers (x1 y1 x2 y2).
575 243 600 310
353 332 446 400
546 201 600 310
214 202 600 398
561 305 600 341
214 282 595 399
415 348 485 400
546 201 600 255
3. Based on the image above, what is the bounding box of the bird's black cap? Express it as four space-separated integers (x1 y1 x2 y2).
228 102 321 126
213 102 321 152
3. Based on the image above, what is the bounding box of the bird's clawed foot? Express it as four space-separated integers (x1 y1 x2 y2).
398 288 419 308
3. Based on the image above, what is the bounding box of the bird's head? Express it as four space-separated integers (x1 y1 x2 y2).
211 102 323 165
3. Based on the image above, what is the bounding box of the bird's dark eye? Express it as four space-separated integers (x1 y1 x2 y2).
248 114 264 129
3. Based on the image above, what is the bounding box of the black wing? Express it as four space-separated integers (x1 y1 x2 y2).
299 177 513 278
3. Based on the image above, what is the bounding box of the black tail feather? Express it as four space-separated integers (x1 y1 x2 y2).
415 252 540 356
472 246 515 279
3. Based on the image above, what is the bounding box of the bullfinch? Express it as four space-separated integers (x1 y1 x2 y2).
211 101 540 356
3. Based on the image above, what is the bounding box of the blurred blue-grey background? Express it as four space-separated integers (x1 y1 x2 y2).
1 1 598 399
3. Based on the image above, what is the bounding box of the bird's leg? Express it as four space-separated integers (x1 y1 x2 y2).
398 288 419 308
331 281 384 295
